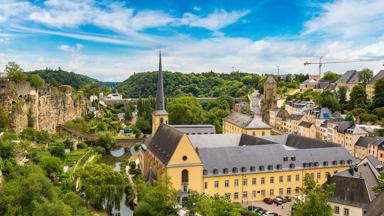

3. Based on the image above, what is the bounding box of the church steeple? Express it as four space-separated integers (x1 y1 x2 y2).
156 50 165 111
152 50 169 135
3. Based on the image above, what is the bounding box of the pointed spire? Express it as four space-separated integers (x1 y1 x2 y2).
156 49 165 111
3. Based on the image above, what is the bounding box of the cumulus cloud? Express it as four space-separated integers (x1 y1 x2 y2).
304 0 384 38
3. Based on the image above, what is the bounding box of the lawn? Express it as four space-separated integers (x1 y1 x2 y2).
65 149 88 166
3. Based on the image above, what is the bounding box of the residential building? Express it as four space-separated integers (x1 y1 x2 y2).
354 137 384 160
366 70 384 100
328 156 384 216
285 100 315 115
335 70 361 99
332 121 368 154
300 79 333 92
283 114 305 134
223 112 272 136
298 121 316 138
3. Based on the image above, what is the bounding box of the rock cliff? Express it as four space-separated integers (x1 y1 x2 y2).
0 80 88 133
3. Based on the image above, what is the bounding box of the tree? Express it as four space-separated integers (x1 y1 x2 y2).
349 85 367 109
134 177 179 216
33 200 73 216
358 68 373 84
38 155 64 179
374 78 384 108
345 112 355 122
0 109 8 129
136 116 151 133
322 71 341 82
373 173 384 195
167 96 207 124
292 174 335 216
5 61 27 82
316 91 340 112
95 131 115 152
49 142 66 159
30 74 45 89
337 86 347 105
0 140 16 159
76 164 128 212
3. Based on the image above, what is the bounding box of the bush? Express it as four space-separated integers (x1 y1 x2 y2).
49 142 66 159
77 142 88 149
360 113 378 123
94 146 106 155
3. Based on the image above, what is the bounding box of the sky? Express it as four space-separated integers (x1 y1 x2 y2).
0 0 384 81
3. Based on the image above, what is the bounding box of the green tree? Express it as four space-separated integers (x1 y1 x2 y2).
374 78 384 108
373 173 384 195
322 71 341 82
33 199 73 216
136 116 151 133
337 86 347 105
345 112 355 122
95 131 115 152
0 140 16 159
76 164 128 212
349 85 367 109
0 109 8 129
49 142 66 159
292 174 335 216
316 91 340 112
29 74 45 89
134 177 179 216
358 68 373 84
5 61 27 82
38 155 64 179
167 96 207 124
62 192 91 216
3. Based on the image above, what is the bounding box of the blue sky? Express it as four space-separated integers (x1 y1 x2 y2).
0 0 384 81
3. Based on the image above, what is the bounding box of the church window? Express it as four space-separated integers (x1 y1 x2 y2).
182 169 189 183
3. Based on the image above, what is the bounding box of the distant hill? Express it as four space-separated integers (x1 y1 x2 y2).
117 71 264 98
28 69 99 89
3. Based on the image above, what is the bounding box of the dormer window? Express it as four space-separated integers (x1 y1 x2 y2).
283 157 288 161
323 161 328 166
267 165 273 171
332 161 338 166
223 168 228 174
303 163 307 168
314 162 319 167
289 164 295 169
340 160 345 165
241 167 247 172
276 164 282 170
259 166 265 171
232 167 238 173
291 157 296 161
213 169 218 175
250 166 256 172
347 160 353 165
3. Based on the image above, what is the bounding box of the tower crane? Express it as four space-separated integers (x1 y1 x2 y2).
304 56 382 77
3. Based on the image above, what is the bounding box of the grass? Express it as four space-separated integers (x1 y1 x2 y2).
97 151 131 166
115 135 135 139
65 149 88 166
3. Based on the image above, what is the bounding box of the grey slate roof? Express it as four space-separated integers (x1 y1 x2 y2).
299 121 313 128
369 70 384 84
223 112 271 129
337 70 360 84
289 114 304 121
329 162 379 208
365 192 384 216
335 121 354 133
366 155 384 170
199 144 355 176
145 124 183 164
276 109 289 118
155 50 167 112
355 137 384 148
171 124 216 135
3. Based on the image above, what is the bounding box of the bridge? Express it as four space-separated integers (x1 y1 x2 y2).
115 138 144 148
56 125 96 141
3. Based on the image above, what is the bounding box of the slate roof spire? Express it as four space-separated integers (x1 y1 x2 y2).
156 49 166 111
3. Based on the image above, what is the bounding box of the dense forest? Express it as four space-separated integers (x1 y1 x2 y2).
117 71 309 98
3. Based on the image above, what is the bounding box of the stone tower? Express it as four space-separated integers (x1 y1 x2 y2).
152 50 169 135
261 76 277 122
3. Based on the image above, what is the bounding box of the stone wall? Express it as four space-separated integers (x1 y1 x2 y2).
1 80 88 133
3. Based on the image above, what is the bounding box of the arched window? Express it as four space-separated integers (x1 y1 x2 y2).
182 169 189 183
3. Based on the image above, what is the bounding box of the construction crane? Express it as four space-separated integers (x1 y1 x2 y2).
304 56 382 77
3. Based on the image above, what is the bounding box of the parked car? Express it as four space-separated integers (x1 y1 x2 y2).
273 197 283 205
264 212 279 216
263 197 274 205
254 207 266 214
276 196 286 203
247 205 257 211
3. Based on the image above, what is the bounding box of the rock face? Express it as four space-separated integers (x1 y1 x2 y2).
0 80 88 133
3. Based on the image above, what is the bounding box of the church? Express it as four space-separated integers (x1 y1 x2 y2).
139 52 355 204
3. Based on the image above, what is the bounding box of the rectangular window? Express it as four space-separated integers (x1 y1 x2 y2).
261 177 265 184
269 189 274 196
214 181 219 188
243 191 248 199
261 190 265 197
344 208 349 216
287 187 291 195
252 191 256 198
252 178 256 185
234 192 239 200
225 180 229 187
334 206 340 214
243 178 248 186
287 175 291 182
296 174 300 181
234 179 239 187
270 177 274 184
295 187 300 194
279 176 283 183
204 182 208 189
279 188 283 195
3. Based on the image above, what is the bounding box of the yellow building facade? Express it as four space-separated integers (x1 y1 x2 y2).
222 112 271 136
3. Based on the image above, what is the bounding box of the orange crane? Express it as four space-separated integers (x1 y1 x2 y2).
304 56 382 77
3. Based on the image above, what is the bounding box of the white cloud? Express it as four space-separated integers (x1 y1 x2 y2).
179 9 250 31
304 0 384 38
193 6 201 11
